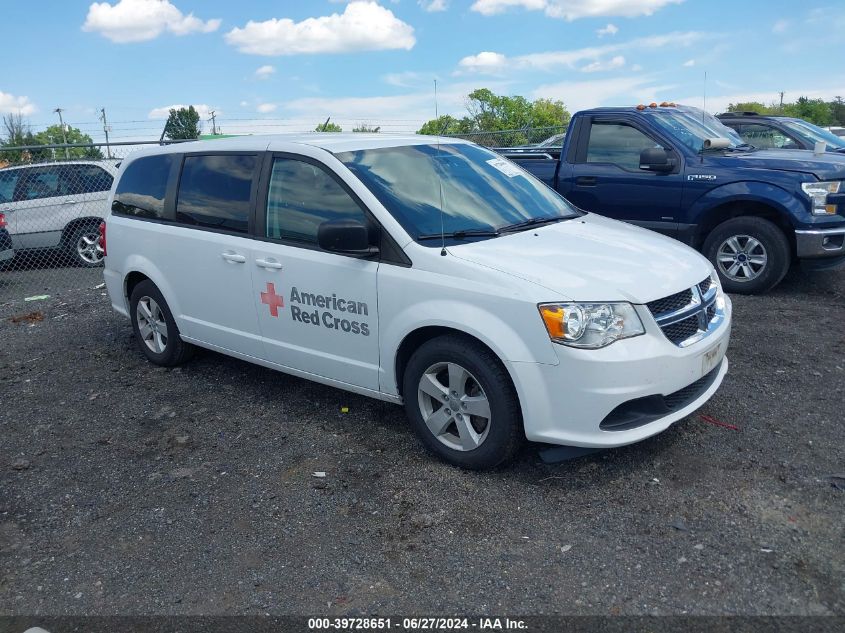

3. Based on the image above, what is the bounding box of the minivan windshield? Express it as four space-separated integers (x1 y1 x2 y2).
781 119 845 151
649 106 746 152
336 143 579 243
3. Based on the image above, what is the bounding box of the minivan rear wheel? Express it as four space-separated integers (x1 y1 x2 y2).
129 280 194 366
402 334 522 469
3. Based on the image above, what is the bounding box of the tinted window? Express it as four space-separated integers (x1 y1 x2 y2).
266 158 367 244
113 154 174 219
63 164 114 194
337 143 577 241
0 170 21 203
586 122 663 170
734 123 795 149
18 166 61 201
176 154 256 233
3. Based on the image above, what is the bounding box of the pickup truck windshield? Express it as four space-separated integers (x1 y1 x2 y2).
649 106 745 152
337 143 578 242
780 119 845 151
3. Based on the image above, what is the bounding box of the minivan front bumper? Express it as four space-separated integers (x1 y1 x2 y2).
508 300 732 448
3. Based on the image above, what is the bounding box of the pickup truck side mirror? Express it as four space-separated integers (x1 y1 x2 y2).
639 147 673 173
317 218 379 257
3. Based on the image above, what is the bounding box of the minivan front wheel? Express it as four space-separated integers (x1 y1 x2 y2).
68 225 105 267
402 334 522 469
703 216 790 294
129 280 194 366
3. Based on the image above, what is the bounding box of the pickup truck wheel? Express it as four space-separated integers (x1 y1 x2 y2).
703 217 790 294
402 334 522 470
68 225 105 267
129 280 195 366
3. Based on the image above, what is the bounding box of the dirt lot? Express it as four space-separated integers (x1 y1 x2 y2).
1 265 843 617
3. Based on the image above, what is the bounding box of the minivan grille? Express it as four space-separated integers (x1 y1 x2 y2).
647 277 720 347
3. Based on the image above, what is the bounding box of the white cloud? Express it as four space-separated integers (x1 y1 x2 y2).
82 0 221 43
631 64 643 71
0 90 36 115
257 103 278 113
533 74 677 113
239 101 249 107
457 31 706 75
419 0 448 11
383 71 433 87
597 23 618 37
772 19 789 34
148 104 215 119
471 0 682 20
581 55 625 72
254 65 276 79
225 1 415 56
683 58 695 67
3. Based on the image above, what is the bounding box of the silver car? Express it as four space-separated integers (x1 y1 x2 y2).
0 161 118 267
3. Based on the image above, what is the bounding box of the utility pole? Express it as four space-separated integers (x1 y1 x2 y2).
54 107 69 159
209 110 218 136
99 107 112 158
779 91 785 110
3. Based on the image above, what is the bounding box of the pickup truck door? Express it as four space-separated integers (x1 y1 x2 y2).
562 116 685 238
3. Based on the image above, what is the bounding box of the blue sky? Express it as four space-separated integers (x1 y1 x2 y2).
2 0 845 141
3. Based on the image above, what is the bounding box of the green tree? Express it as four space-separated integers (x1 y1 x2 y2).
417 89 570 146
164 106 202 140
315 122 342 132
417 115 470 135
781 97 833 125
830 96 845 126
352 123 381 133
32 124 103 159
725 101 773 114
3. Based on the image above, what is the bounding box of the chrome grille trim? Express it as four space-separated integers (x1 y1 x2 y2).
647 277 724 347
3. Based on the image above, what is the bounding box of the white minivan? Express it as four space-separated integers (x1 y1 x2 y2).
102 135 731 469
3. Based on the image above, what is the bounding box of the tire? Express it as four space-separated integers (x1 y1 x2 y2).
402 334 522 470
67 224 105 268
129 280 194 367
702 216 791 294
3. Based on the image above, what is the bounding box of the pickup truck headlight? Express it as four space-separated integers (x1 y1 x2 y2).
538 302 645 349
801 181 840 215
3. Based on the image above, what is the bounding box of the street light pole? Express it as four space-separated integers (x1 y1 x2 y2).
54 107 69 159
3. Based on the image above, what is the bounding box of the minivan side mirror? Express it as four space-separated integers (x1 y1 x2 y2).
639 147 673 172
317 218 378 257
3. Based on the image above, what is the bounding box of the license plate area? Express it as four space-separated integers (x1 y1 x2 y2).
701 341 725 376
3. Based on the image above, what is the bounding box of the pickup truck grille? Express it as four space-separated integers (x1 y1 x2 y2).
647 277 720 347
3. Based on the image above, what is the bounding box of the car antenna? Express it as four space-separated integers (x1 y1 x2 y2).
434 78 447 256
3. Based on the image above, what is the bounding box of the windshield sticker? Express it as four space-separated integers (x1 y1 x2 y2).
486 157 523 178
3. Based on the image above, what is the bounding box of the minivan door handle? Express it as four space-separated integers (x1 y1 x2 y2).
575 176 597 186
221 251 246 264
255 258 283 270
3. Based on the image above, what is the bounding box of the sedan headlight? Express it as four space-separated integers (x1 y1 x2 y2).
538 302 645 349
801 180 840 215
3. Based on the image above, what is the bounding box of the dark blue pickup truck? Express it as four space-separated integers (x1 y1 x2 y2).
502 104 845 293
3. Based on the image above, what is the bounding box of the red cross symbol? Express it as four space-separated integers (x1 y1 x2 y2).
260 282 284 317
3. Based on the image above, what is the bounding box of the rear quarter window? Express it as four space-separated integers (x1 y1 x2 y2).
112 154 175 219
175 154 256 234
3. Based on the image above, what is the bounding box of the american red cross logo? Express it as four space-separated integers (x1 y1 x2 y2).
260 282 284 317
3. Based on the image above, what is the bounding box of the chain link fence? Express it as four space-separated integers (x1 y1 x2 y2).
0 141 186 319
444 125 567 149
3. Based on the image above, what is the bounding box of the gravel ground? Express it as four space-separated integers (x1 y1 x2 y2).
0 264 843 617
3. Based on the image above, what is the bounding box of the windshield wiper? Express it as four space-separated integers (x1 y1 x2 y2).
417 228 500 241
500 216 569 232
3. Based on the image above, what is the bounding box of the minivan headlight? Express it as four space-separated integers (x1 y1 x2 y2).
538 302 645 349
801 180 840 215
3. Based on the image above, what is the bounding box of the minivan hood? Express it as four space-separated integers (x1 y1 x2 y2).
708 148 845 180
446 214 711 304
